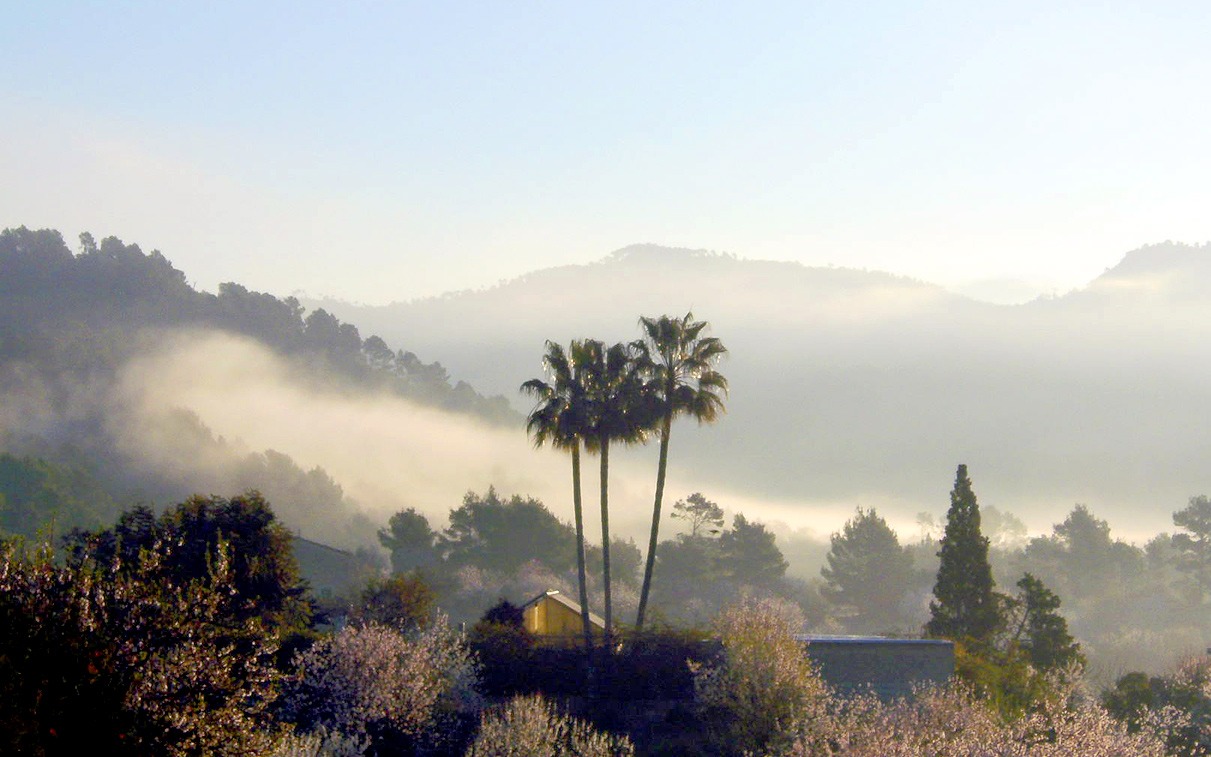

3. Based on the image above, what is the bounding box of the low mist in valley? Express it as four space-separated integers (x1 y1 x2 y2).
313 242 1211 541
5 228 1211 677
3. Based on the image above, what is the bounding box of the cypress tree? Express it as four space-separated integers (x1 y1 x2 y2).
926 464 999 641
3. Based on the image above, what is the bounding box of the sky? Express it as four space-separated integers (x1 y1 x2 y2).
4 1 1211 305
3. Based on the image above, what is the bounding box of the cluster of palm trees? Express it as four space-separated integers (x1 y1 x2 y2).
521 312 728 649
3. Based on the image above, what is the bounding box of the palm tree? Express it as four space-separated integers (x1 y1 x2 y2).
579 338 652 645
520 340 595 649
634 312 728 632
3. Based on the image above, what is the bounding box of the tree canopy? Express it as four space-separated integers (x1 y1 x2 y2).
821 508 915 633
720 514 788 590
671 492 725 538
378 507 439 574
438 488 577 576
63 491 310 632
1172 495 1211 605
1012 573 1083 672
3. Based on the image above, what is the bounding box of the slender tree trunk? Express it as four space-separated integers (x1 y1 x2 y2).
635 412 673 631
571 443 593 650
599 437 612 649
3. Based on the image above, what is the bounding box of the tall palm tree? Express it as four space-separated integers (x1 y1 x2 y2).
634 312 728 632
580 338 652 646
520 340 595 649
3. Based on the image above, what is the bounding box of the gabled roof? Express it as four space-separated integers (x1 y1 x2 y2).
521 589 606 630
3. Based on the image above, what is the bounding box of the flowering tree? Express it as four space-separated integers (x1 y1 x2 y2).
282 617 481 751
774 667 1177 756
1104 655 1211 753
693 596 827 756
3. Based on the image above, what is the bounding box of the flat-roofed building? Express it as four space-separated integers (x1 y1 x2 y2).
795 635 955 699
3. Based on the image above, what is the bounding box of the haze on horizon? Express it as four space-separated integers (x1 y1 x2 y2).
4 3 1211 306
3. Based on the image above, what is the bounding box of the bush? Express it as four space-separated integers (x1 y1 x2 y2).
470 617 535 697
0 538 283 755
282 617 482 752
692 596 827 756
465 694 634 757
782 671 1174 756
349 572 436 631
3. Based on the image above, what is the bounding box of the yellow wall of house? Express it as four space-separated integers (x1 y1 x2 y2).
524 596 601 637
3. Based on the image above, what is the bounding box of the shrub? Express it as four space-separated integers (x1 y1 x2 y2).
0 538 282 755
465 694 634 757
469 611 535 697
783 672 1174 756
282 617 481 751
349 572 436 631
692 596 827 756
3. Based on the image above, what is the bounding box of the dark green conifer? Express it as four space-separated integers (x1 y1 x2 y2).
1015 573 1084 671
926 464 999 641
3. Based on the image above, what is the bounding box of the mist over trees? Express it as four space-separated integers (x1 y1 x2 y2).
0 226 516 549
312 241 1211 536
0 226 515 422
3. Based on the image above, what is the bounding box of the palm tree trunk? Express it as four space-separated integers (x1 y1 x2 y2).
571 443 593 649
599 437 613 649
635 412 673 631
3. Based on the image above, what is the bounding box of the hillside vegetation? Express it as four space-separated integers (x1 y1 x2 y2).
0 226 515 547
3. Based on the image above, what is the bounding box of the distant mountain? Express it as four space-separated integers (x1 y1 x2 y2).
309 242 1211 537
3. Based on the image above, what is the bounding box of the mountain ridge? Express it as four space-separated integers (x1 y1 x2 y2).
306 240 1211 538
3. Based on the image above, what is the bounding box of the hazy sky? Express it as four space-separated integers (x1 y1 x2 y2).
4 2 1210 304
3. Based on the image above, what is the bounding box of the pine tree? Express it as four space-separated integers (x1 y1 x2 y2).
821 508 915 633
1013 573 1084 672
926 464 999 641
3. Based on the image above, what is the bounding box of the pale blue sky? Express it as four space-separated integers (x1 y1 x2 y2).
4 1 1210 303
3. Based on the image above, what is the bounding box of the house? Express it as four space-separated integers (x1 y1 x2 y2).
292 535 377 599
521 590 606 643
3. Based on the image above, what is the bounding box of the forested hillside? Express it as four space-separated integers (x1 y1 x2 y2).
0 226 515 424
0 226 516 547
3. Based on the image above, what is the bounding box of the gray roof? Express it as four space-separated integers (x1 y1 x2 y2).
794 634 953 647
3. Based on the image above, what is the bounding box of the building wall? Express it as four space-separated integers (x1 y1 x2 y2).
524 596 602 638
803 639 954 699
